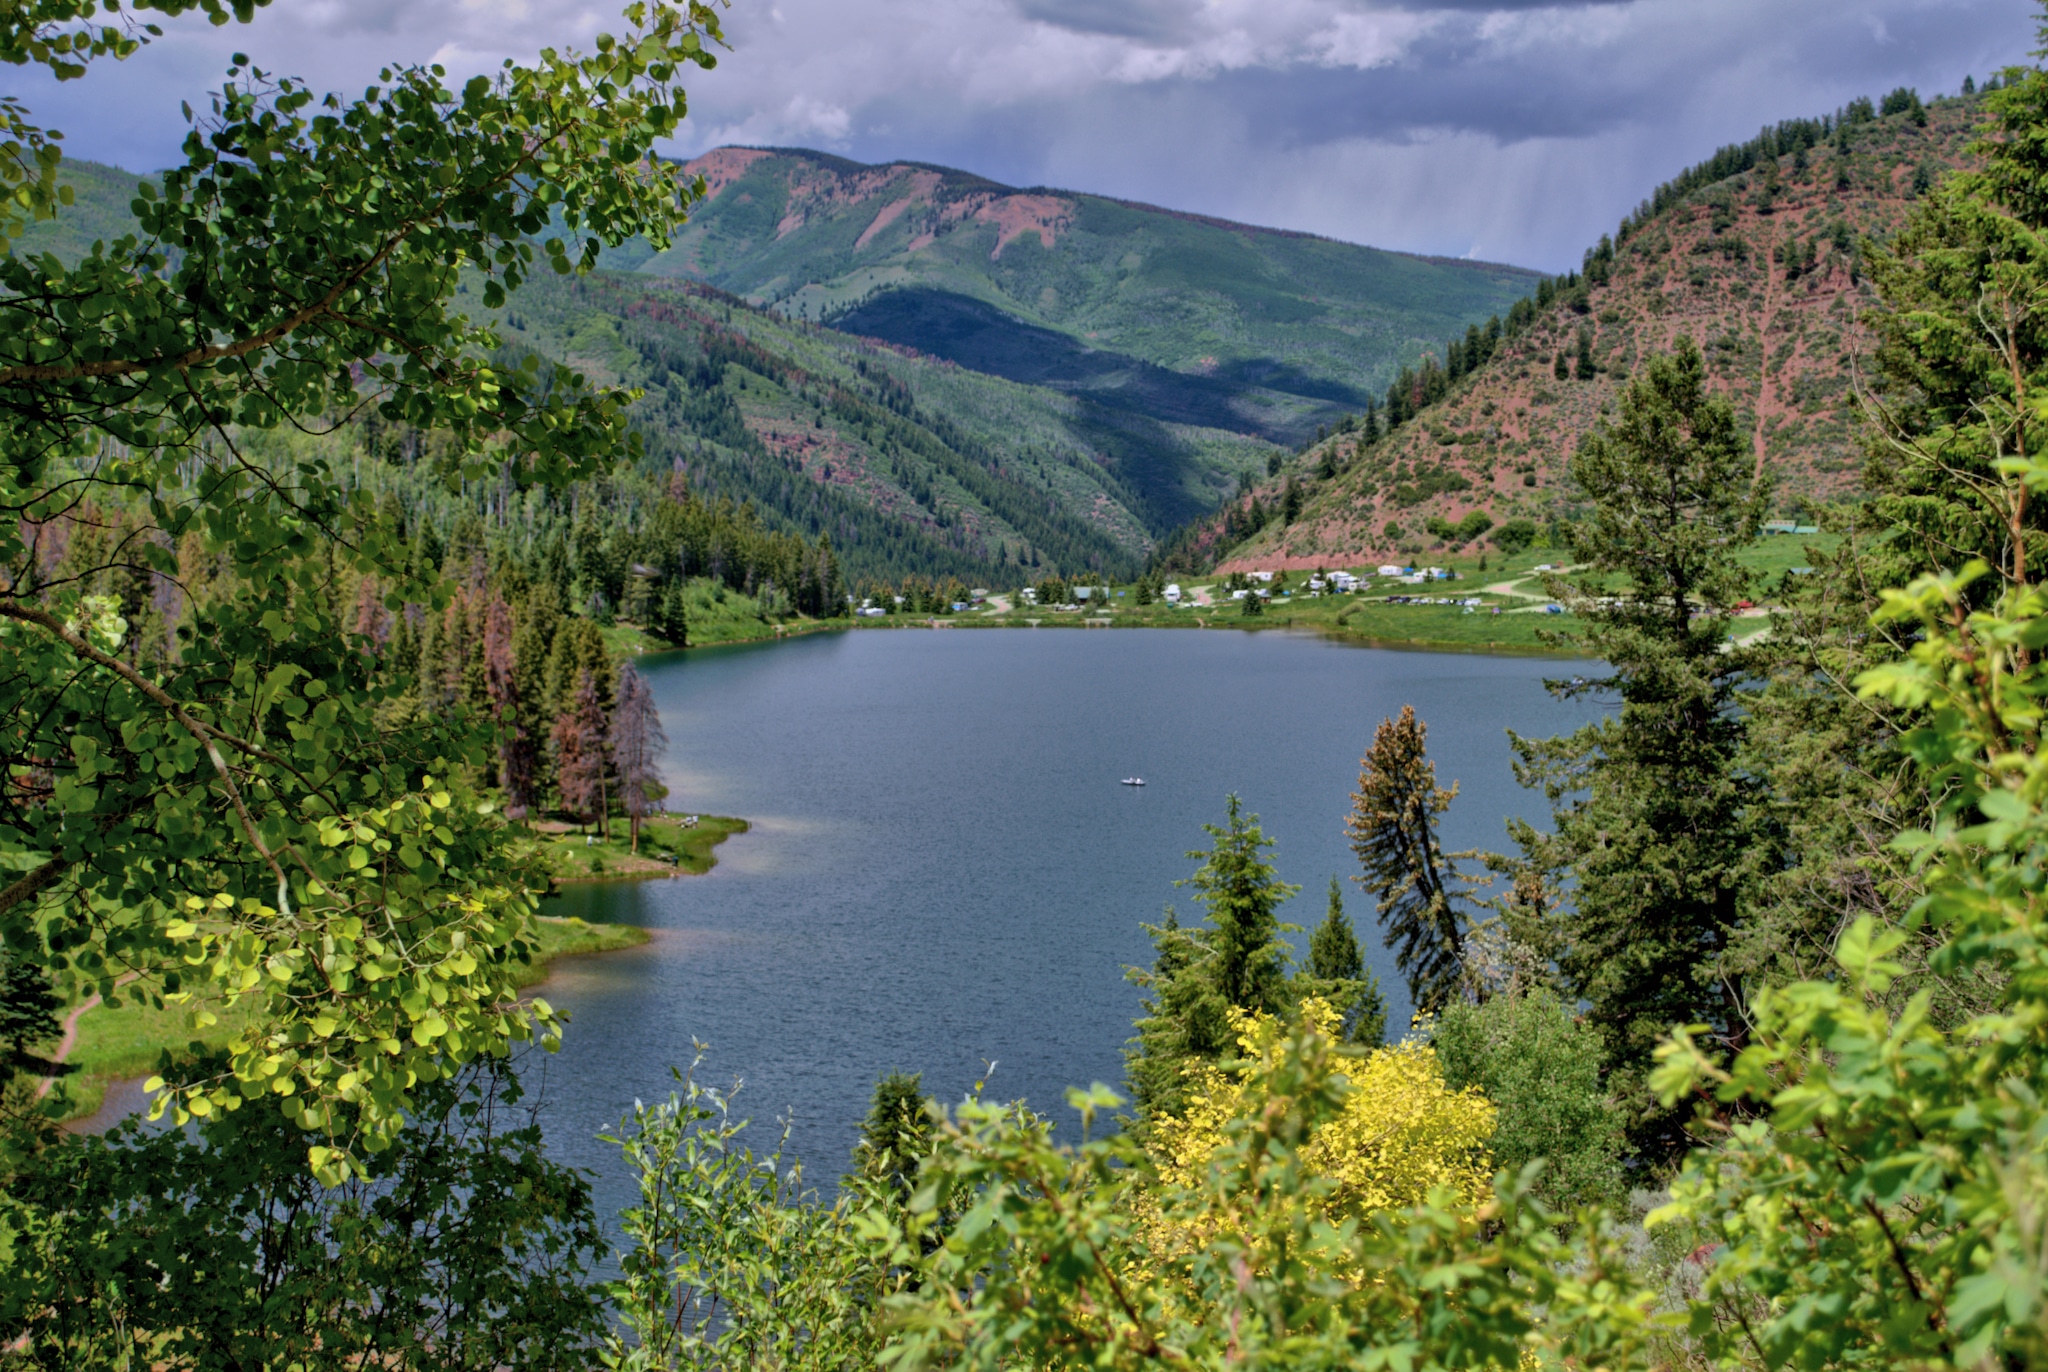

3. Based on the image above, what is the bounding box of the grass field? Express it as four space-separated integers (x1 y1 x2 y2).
537 812 749 882
49 915 650 1126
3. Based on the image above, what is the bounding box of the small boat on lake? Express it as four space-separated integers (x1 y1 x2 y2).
1121 777 1145 786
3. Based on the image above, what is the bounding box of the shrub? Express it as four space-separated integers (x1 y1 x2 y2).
1434 989 1625 1214
1495 517 1539 554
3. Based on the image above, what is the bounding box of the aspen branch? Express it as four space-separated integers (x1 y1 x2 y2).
0 597 306 912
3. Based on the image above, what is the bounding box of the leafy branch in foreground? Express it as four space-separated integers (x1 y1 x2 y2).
0 0 727 1177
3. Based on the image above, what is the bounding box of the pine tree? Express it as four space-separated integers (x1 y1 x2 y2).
1303 876 1388 1046
1510 335 1769 1160
551 668 612 832
1310 875 1361 980
1125 796 1299 1123
483 596 539 819
0 951 69 1089
1347 706 1466 1013
611 660 669 854
852 1071 935 1201
1182 795 1297 1013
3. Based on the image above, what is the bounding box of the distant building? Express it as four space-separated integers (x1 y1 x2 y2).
1377 564 1407 577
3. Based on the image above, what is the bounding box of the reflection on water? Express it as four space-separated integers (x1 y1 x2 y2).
523 628 1601 1230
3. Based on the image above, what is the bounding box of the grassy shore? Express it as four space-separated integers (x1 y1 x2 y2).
840 536 1838 656
51 915 650 1126
537 812 749 882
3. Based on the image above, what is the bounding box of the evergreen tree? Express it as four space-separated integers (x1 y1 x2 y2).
1125 797 1300 1122
1303 877 1388 1046
0 950 68 1090
552 669 612 833
611 661 669 854
1510 335 1769 1160
1309 875 1361 981
852 1071 935 1201
1347 706 1466 1013
1732 46 2048 1005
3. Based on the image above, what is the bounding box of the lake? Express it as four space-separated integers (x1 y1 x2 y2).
529 626 1599 1216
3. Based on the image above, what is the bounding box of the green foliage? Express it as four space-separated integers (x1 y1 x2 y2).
1650 558 2048 1372
1308 876 1361 982
1424 509 1495 547
1 0 729 1177
876 1018 1658 1372
1302 877 1387 1046
1434 989 1625 1215
603 1056 892 1371
853 1070 935 1201
1125 796 1299 1123
1494 516 1539 554
0 948 63 1089
1510 336 1770 1158
0 1060 606 1367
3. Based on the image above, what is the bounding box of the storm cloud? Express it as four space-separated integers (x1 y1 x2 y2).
10 0 2037 269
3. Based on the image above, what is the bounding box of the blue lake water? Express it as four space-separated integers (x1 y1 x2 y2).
528 626 1598 1219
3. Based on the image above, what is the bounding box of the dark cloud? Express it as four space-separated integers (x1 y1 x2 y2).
1363 0 1632 7
10 0 2040 269
1011 0 1197 43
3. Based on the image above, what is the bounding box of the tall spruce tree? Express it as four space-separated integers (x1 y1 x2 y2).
1309 876 1362 982
1126 796 1299 1123
1303 877 1388 1046
1347 706 1466 1013
1510 335 1769 1160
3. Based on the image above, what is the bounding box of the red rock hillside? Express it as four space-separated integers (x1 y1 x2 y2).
1210 90 1984 572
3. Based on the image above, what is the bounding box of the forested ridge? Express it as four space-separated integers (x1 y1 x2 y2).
4 1 2048 1368
17 163 1269 594
1174 82 1985 573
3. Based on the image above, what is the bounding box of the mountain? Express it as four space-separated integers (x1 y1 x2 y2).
9 166 1276 583
488 269 1278 582
1195 88 1982 572
617 147 1540 451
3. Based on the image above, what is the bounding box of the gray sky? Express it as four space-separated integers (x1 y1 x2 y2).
13 0 2039 270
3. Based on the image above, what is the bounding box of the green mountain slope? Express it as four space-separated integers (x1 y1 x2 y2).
1184 89 1982 572
8 164 1274 582
628 148 1539 446
492 269 1260 580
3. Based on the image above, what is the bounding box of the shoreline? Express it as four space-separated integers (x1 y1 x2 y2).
56 814 750 1135
537 813 748 885
825 615 1587 659
57 913 656 1135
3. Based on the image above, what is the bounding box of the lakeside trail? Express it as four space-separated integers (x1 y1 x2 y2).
37 968 142 1101
36 994 98 1101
